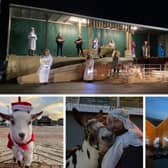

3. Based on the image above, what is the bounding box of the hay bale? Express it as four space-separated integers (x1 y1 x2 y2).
83 47 112 57
7 55 40 80
50 63 85 82
17 72 39 84
94 62 112 80
17 63 85 84
7 55 86 80
17 61 113 84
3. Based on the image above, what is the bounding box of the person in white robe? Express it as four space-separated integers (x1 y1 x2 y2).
83 55 94 81
109 40 115 49
142 41 150 58
92 38 99 49
28 27 37 56
38 49 53 84
102 108 143 168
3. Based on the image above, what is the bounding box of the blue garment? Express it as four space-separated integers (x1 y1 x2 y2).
158 46 165 57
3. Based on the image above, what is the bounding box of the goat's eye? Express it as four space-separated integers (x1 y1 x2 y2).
11 120 15 125
28 121 32 125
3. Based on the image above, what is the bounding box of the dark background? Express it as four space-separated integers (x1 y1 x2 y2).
0 0 167 65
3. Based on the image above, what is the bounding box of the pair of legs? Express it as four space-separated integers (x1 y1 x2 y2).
113 65 119 76
57 44 63 56
77 46 84 57
28 49 35 56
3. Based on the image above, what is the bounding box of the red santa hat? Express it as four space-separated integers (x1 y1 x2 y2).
11 97 32 112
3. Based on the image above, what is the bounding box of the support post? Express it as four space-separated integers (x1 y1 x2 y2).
44 15 49 49
6 7 12 57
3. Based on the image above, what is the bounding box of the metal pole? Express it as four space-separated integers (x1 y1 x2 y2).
45 15 49 49
117 97 120 108
6 7 12 57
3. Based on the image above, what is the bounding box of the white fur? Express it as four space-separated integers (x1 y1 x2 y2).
10 111 34 167
0 110 42 167
67 121 113 168
67 140 99 168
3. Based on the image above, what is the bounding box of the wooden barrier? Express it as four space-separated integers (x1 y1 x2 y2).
146 119 168 147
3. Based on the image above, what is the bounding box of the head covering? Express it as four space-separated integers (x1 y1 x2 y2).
11 97 32 112
108 108 135 130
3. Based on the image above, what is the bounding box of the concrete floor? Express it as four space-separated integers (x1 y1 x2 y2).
0 81 168 94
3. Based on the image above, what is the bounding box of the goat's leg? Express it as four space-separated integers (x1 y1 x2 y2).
17 160 23 168
12 157 16 168
25 166 30 168
24 142 33 168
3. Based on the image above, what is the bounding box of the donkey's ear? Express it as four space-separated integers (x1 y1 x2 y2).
72 108 98 127
31 111 43 121
0 112 13 120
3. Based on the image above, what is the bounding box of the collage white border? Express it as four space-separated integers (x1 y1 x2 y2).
1 94 167 168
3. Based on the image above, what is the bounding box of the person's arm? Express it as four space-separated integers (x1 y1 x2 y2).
102 140 124 168
128 121 143 138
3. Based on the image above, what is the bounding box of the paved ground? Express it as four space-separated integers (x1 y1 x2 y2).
1 81 168 94
0 126 63 168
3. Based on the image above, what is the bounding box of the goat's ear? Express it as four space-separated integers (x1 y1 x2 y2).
0 113 12 120
31 111 43 121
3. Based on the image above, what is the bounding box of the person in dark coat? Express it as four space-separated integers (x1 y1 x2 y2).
75 36 84 57
56 32 64 56
112 49 120 76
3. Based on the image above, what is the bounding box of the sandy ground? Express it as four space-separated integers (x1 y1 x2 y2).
0 126 64 168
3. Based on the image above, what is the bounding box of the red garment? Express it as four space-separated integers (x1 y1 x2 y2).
7 133 35 150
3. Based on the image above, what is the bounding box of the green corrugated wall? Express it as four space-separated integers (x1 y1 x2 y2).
132 33 158 57
10 19 46 55
132 33 146 58
92 28 126 56
9 18 158 57
47 22 78 56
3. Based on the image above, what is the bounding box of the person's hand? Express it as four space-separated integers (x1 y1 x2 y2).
129 127 143 138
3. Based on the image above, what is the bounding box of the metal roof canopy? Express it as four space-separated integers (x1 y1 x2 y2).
66 103 143 116
9 3 168 32
7 3 168 56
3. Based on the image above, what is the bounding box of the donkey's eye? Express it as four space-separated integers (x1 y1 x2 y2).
11 120 15 125
28 121 32 125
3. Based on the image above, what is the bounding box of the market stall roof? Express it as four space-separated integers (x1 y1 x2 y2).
10 3 168 33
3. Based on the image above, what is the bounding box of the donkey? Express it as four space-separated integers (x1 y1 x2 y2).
0 98 43 168
66 119 114 168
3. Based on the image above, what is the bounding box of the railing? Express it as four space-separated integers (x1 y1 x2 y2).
66 103 143 115
120 63 168 80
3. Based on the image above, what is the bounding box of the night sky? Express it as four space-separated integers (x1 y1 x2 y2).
1 0 168 28
0 0 168 64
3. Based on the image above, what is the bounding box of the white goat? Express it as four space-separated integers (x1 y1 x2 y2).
66 119 114 168
0 103 43 168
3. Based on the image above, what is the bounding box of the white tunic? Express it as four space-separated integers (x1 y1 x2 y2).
102 131 142 168
93 39 99 49
28 32 37 50
83 58 94 81
39 54 53 83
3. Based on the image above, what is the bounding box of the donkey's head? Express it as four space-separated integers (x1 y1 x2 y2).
84 119 115 154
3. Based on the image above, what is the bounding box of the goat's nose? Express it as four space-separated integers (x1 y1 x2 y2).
19 133 25 139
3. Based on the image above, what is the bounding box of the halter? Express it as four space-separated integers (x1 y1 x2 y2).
85 124 106 150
